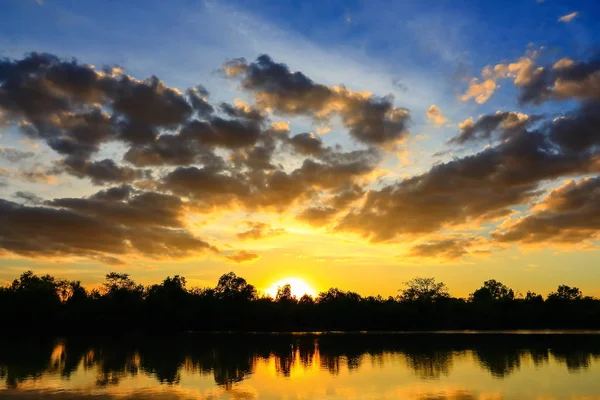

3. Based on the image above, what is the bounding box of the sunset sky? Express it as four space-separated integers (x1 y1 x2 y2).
0 0 598 298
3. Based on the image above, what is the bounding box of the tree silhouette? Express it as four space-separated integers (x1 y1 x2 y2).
214 272 257 301
524 291 543 302
399 277 450 302
548 285 582 301
276 284 296 303
471 280 515 302
103 273 139 293
298 294 315 305
317 288 360 304
1 270 600 333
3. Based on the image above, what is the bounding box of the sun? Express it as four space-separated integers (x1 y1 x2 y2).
265 277 317 299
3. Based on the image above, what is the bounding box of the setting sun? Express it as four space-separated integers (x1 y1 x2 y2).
265 278 317 299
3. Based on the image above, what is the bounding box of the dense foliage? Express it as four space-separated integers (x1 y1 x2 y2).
1 271 599 333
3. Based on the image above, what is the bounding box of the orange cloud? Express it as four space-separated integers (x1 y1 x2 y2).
558 12 578 23
426 105 447 126
237 222 286 240
225 250 260 263
461 53 543 104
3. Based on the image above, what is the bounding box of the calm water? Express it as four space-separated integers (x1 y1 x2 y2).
1 333 600 399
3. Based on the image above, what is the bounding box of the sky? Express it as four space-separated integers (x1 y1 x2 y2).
0 0 599 298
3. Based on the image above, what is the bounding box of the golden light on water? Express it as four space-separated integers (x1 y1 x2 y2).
265 277 317 298
7 337 600 399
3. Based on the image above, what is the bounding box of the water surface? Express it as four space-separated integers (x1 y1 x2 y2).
1 333 599 399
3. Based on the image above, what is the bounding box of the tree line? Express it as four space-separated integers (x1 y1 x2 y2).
1 271 599 333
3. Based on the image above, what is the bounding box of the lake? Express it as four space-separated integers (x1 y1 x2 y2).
1 332 599 399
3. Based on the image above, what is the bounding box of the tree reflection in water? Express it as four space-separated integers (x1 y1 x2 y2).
0 333 599 391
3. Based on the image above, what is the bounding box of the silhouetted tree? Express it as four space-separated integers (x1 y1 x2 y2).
276 284 296 304
103 273 139 293
4 271 62 328
10 271 60 300
547 285 582 301
399 277 450 302
298 294 315 305
145 275 190 330
147 275 188 301
471 280 515 302
524 291 543 302
317 288 361 304
1 270 600 333
214 272 257 302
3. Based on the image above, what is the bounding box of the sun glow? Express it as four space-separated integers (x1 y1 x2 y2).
265 277 317 299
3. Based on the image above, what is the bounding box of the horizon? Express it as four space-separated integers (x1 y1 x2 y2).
1 0 599 300
0 269 592 301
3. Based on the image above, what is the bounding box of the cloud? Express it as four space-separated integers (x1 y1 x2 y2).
408 239 470 260
161 166 252 211
548 101 600 153
494 57 600 153
223 55 410 147
449 111 535 145
17 167 57 184
237 222 286 240
13 191 44 204
48 185 186 229
461 54 543 104
0 183 220 260
0 53 268 186
558 12 578 23
93 255 127 266
508 57 600 105
553 58 574 70
488 56 540 86
460 78 497 104
0 165 58 185
0 52 382 220
327 184 365 208
58 158 149 185
492 177 600 245
0 196 215 259
407 236 490 261
549 65 600 102
0 53 188 164
117 103 266 167
0 147 35 162
336 124 599 241
426 105 447 126
161 145 379 212
288 132 325 156
296 206 339 227
225 250 260 263
1 48 599 262
123 132 225 167
475 53 600 109
186 86 214 117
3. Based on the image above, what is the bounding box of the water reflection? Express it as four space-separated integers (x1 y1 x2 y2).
0 333 599 399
